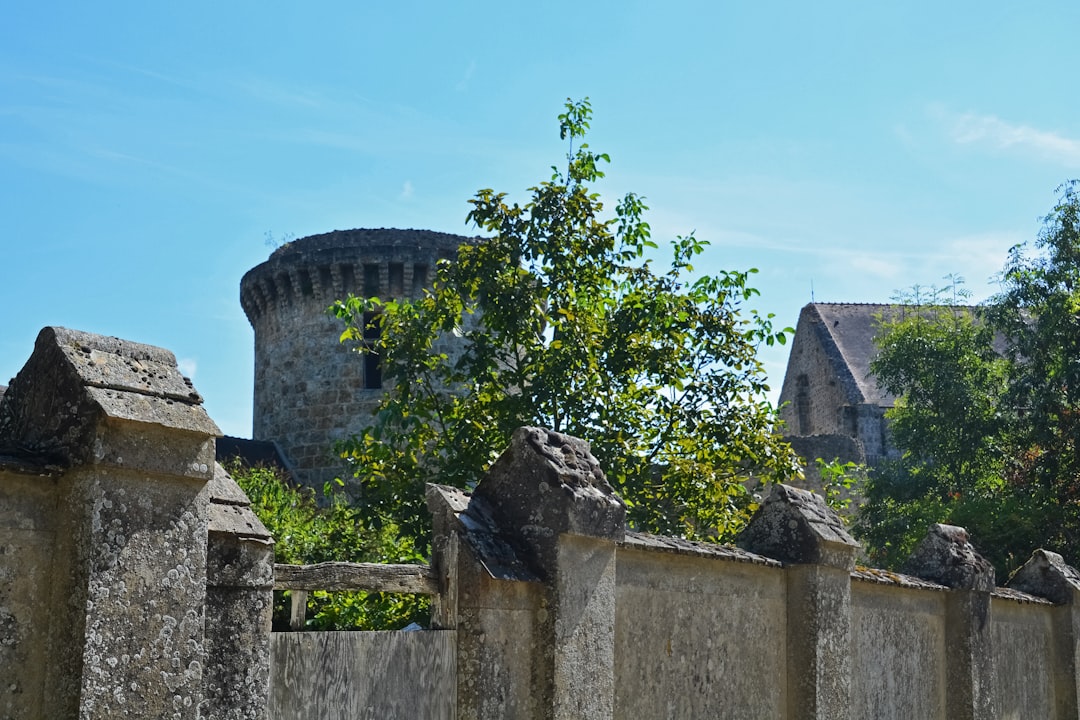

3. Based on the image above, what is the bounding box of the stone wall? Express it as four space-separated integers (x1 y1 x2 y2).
241 228 472 491
0 327 273 720
4 325 1080 719
428 427 1080 720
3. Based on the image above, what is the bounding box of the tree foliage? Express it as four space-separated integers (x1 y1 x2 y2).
859 182 1080 575
993 181 1080 516
857 285 1013 570
230 462 427 630
333 99 799 549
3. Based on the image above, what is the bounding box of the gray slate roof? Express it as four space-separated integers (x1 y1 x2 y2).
806 303 898 407
803 302 992 409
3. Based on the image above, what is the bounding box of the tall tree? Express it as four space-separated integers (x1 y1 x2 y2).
859 182 1080 575
991 180 1080 553
857 284 1013 571
333 99 799 549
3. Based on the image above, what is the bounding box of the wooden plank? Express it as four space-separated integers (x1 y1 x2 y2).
269 630 456 720
289 590 308 631
274 562 439 595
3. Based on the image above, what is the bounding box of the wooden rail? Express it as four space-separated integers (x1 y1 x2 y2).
274 562 439 630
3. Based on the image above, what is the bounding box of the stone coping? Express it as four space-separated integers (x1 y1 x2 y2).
990 586 1054 605
618 542 1056 604
852 566 950 591
852 566 1053 604
621 531 782 568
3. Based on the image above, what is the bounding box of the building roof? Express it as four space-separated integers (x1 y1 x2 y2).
789 302 991 410
267 227 474 261
215 435 296 477
806 303 898 407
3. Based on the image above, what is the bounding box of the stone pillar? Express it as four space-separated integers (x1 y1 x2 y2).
904 523 997 720
429 427 625 720
427 482 546 719
738 483 859 720
203 464 274 720
1007 549 1080 718
474 427 624 720
0 327 221 719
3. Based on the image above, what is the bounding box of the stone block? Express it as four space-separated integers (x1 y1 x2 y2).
738 483 858 569
472 427 625 580
1008 549 1080 605
903 523 995 591
0 326 219 479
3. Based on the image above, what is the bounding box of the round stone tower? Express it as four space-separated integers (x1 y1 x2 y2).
240 228 471 490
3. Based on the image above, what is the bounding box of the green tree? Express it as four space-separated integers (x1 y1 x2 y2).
990 180 1080 553
333 98 799 549
230 462 427 630
856 283 1014 571
859 182 1080 575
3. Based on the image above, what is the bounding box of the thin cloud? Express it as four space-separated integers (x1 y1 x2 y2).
231 76 327 109
178 358 197 379
456 60 477 92
950 112 1080 167
400 180 414 200
938 232 1016 282
848 254 902 280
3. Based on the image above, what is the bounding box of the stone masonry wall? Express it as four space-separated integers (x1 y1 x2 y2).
241 228 472 491
3 322 1078 719
427 427 1080 719
0 327 273 720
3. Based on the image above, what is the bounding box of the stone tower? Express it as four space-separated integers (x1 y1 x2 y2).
240 228 471 490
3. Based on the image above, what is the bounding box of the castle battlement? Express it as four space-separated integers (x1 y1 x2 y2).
241 228 473 490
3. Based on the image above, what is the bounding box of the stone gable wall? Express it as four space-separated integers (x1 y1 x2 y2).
778 304 864 437
779 303 898 471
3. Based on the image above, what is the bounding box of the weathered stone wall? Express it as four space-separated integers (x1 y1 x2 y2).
0 327 273 720
991 597 1056 718
849 580 947 719
4 323 1079 719
428 428 1080 720
241 228 472 491
613 544 787 717
0 469 58 719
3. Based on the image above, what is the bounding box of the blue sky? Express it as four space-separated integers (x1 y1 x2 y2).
3 2 1080 437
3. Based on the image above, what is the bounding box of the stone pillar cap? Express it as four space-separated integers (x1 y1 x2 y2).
0 326 219 468
737 483 859 568
1007 548 1080 604
471 427 625 580
903 523 995 591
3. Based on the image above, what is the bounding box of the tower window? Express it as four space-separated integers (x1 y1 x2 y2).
389 263 404 297
796 374 811 434
364 352 382 390
340 264 356 294
412 264 428 295
363 264 381 297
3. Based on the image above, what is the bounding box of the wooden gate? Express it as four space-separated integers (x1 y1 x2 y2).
268 562 455 720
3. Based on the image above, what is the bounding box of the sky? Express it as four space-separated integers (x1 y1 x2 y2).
3 2 1080 438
